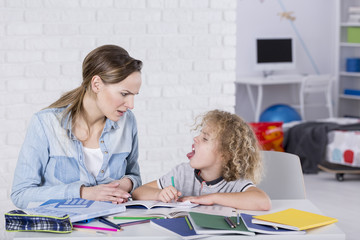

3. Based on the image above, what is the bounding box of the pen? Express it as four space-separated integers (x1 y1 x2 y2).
228 217 237 228
224 217 236 228
171 176 175 187
98 217 122 230
76 218 94 224
73 224 118 232
118 219 150 227
236 212 240 225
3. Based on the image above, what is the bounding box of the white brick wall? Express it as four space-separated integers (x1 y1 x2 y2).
0 0 236 238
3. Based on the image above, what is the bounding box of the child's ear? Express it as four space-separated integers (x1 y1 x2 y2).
91 75 104 93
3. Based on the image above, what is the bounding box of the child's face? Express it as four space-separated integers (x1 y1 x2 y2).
187 124 222 170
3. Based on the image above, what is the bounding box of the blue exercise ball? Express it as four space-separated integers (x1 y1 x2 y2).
260 104 302 123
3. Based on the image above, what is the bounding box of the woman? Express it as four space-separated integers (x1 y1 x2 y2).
11 45 143 209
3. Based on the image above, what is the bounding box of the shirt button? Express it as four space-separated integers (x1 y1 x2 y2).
100 141 104 143
101 170 104 173
104 151 108 154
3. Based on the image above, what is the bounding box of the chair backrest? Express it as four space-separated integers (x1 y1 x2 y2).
301 74 332 94
299 74 333 119
257 151 306 200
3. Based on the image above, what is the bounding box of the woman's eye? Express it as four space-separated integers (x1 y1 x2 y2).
121 92 128 97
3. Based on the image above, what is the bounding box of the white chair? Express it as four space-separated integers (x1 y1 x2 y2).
257 151 306 199
296 74 334 120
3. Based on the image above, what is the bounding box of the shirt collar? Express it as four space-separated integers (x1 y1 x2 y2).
194 169 224 186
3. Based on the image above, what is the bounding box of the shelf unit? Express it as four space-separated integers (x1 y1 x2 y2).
337 0 360 117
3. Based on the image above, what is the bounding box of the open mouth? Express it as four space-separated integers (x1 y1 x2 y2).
187 144 195 159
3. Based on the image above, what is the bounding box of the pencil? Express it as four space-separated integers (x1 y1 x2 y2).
73 224 118 232
184 216 193 230
236 212 240 225
171 176 175 187
118 219 150 227
98 217 122 230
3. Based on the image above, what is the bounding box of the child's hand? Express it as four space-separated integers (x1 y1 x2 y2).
179 195 214 205
157 186 182 203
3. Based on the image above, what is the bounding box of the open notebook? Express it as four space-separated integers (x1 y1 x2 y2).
123 200 198 209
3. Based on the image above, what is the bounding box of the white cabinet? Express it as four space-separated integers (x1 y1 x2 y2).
337 0 360 117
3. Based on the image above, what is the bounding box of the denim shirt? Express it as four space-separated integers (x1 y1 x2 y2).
11 107 142 209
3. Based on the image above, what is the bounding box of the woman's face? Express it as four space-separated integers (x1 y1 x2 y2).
95 71 142 122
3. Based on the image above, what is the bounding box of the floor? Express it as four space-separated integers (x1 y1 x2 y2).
303 170 360 240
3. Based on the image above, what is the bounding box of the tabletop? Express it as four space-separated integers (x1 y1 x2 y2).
13 199 345 240
236 75 303 85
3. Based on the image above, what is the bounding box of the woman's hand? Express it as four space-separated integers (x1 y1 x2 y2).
157 186 182 203
80 182 131 204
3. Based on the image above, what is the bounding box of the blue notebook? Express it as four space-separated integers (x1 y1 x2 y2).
25 198 125 223
241 213 306 235
151 217 206 239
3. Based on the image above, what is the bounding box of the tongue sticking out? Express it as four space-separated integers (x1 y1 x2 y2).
186 145 195 160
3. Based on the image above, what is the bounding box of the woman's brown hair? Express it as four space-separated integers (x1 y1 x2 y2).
47 45 143 125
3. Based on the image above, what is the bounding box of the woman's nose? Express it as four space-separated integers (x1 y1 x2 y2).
125 95 135 110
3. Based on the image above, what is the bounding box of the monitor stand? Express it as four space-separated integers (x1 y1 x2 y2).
262 70 274 78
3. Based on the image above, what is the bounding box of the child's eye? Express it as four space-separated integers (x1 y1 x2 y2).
203 137 208 141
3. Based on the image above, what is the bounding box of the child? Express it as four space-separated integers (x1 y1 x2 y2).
132 110 271 210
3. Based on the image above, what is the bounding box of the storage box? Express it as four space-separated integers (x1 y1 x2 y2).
344 88 360 96
346 58 360 72
347 27 360 43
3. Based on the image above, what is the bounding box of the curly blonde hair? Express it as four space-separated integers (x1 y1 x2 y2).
194 110 262 184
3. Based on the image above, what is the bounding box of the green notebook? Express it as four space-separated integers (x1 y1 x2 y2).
188 212 254 236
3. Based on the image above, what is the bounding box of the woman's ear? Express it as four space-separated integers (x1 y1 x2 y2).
91 75 103 93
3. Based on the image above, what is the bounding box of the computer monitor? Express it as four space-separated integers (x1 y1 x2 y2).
255 37 295 76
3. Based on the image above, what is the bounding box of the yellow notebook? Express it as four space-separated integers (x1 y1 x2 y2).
252 208 338 231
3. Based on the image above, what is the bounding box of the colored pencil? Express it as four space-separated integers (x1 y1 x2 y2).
113 216 164 220
118 219 150 227
237 212 240 225
98 217 122 230
73 224 118 232
184 216 193 230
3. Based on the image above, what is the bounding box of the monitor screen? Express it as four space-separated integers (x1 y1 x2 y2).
255 37 295 72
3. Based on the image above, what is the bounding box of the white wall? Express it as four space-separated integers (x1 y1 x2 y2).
236 0 337 121
0 0 237 238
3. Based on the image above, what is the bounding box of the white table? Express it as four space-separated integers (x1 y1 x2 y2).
236 75 303 122
14 199 345 240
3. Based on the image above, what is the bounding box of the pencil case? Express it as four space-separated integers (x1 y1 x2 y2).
5 210 72 233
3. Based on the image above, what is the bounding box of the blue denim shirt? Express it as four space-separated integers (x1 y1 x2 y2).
11 107 141 209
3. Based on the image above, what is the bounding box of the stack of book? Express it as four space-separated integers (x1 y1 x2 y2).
151 208 338 239
348 6 360 23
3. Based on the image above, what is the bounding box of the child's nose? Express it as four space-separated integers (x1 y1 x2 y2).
193 136 199 143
